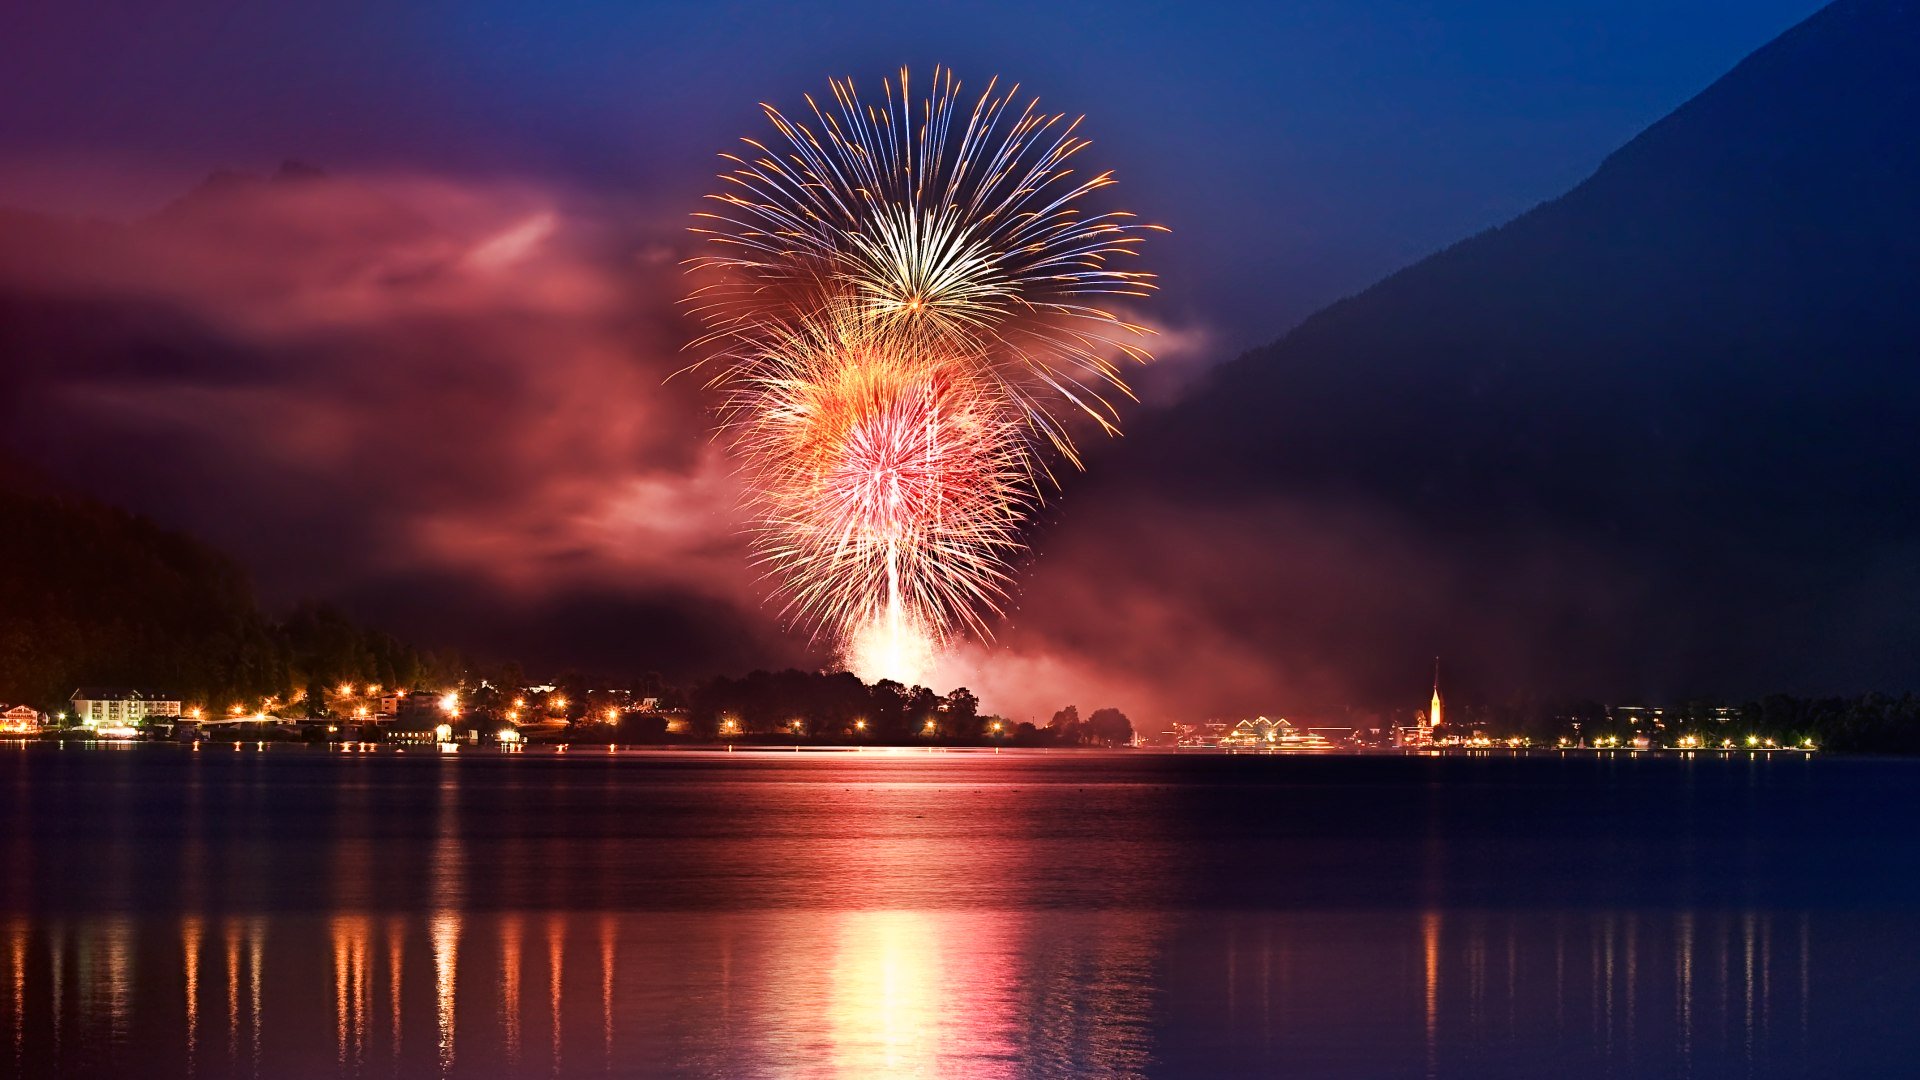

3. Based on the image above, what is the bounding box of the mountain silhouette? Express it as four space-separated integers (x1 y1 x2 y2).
1022 0 1920 709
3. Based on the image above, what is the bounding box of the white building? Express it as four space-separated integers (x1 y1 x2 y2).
69 688 182 729
1216 716 1334 751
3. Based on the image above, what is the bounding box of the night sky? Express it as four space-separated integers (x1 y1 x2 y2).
5 0 1894 721
2 1 1820 343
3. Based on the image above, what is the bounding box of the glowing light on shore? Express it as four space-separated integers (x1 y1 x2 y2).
846 605 939 688
689 66 1163 681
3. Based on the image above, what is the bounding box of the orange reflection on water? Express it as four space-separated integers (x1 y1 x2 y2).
47 925 62 1062
180 916 201 1073
430 764 465 1077
223 919 240 1061
598 913 617 1067
546 915 566 1075
1423 910 1440 1078
247 919 264 1072
1677 912 1695 1070
431 912 459 1075
387 916 406 1063
8 917 24 1072
197 917 265 1074
331 915 371 1070
498 914 523 1063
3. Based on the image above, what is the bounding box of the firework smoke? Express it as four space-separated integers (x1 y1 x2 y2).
689 66 1163 682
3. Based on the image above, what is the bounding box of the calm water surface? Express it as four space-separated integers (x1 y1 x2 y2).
1 745 1916 1077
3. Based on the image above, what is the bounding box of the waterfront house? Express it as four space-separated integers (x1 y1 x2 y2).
69 688 182 729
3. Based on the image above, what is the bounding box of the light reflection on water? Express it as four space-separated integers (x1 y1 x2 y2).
0 907 1852 1078
0 746 1917 1076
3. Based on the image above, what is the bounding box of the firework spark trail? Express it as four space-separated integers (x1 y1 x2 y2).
688 66 1163 682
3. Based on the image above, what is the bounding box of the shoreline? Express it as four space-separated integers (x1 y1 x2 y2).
0 736 1827 759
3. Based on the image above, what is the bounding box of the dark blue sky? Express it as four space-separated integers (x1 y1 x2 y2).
1 0 1822 347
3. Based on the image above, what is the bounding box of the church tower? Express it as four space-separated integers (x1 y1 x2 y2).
1429 657 1444 732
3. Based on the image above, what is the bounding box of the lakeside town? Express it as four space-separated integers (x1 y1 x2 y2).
0 670 1826 754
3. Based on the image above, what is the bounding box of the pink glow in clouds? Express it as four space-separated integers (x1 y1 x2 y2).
0 162 1255 709
0 163 803 672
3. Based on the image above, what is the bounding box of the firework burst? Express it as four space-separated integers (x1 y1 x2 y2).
689 66 1163 680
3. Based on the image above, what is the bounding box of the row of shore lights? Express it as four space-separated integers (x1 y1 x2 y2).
431 691 651 745
716 717 1006 737
436 691 542 745
1563 733 1816 750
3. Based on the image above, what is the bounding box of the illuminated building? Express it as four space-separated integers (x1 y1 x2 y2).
1396 660 1442 748
1172 721 1232 747
1218 716 1290 746
69 687 181 729
1429 657 1444 733
0 705 43 733
1216 716 1334 751
393 691 451 722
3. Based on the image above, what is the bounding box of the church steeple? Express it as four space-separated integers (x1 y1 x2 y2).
1429 657 1444 730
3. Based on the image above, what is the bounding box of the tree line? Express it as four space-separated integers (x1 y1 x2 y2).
686 669 1135 746
0 487 452 713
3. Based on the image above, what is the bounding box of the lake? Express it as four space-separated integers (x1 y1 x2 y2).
1 744 1915 1077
